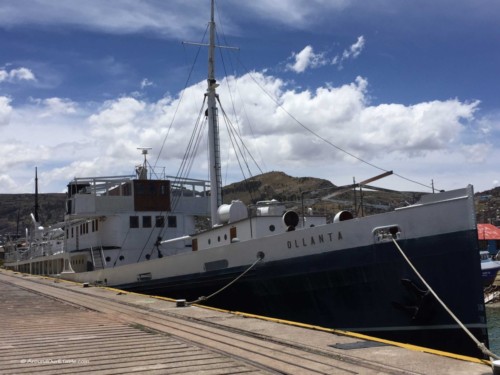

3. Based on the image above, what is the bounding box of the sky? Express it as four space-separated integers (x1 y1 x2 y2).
1 0 499 195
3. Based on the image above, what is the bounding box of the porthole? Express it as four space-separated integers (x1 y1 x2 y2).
145 254 151 260
218 235 221 242
119 255 124 261
105 256 111 262
269 225 275 232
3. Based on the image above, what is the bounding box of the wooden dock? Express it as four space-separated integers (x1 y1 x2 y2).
0 269 493 374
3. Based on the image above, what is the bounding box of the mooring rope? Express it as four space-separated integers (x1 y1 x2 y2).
187 254 263 306
391 237 499 360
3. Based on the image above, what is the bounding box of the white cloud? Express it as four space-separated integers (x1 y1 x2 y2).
0 71 497 193
89 97 146 129
0 96 13 126
0 67 36 83
227 0 350 28
140 78 154 89
0 1 213 39
287 46 328 73
287 36 366 73
332 36 365 69
29 97 78 118
0 174 17 191
343 36 365 60
0 0 357 43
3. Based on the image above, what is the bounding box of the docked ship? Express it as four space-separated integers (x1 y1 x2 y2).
4 0 489 359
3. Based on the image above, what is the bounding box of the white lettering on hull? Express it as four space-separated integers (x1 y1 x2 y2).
286 232 343 249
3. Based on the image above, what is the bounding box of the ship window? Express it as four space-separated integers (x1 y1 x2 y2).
129 216 139 228
92 221 95 232
167 215 177 228
269 225 275 232
71 228 74 238
143 216 152 228
95 219 99 231
156 216 165 228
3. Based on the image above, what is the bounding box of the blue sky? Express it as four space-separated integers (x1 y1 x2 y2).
0 0 499 195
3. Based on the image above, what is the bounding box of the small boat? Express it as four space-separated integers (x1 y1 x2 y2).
4 0 490 358
480 251 500 286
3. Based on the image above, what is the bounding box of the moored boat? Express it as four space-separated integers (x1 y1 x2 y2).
481 251 500 286
3 0 490 359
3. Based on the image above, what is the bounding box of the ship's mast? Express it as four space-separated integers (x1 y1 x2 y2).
34 167 39 223
207 0 222 225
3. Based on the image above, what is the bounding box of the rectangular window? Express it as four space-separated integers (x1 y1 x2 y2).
130 216 139 228
155 215 165 228
167 215 177 228
143 216 152 228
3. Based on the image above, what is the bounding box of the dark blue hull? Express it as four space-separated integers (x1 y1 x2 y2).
119 229 488 358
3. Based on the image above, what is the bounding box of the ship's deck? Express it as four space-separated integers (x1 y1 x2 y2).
0 269 492 375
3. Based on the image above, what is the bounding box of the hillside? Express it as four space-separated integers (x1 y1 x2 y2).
0 193 66 236
222 171 335 205
1 173 499 239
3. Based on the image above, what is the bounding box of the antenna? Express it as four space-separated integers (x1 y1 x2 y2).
137 147 152 159
136 147 152 180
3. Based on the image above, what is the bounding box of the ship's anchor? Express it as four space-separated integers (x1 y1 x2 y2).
392 278 436 322
155 236 163 258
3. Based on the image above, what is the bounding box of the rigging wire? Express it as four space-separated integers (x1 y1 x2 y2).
153 23 209 171
217 97 264 177
220 113 254 202
148 23 210 246
171 98 207 204
214 6 268 183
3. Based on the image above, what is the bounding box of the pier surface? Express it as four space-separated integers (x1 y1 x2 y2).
0 269 492 374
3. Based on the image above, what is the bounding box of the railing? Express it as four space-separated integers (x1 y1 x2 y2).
4 239 64 263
